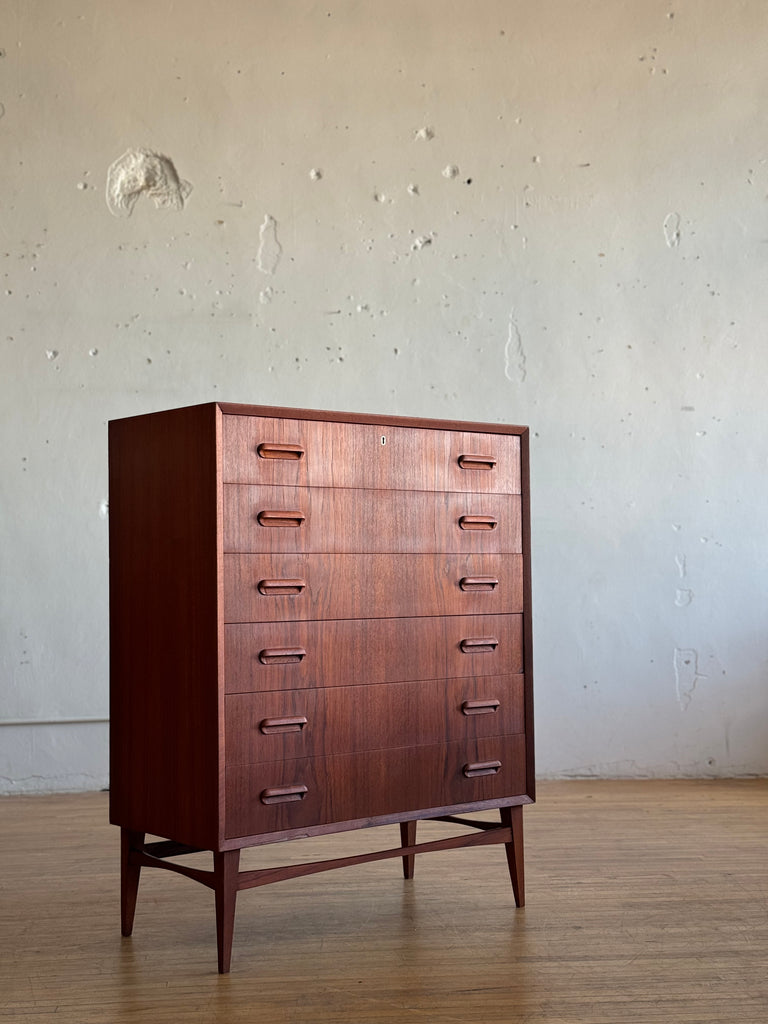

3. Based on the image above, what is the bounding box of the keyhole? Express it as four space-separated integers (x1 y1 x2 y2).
381 435 386 446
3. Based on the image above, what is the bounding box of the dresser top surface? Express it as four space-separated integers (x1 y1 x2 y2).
109 401 529 438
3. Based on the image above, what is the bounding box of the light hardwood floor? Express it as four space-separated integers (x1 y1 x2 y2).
1 780 767 1023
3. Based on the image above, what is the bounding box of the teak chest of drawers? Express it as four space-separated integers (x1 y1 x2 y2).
109 402 534 972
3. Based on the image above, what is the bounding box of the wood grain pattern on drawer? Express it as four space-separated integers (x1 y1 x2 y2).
223 553 523 623
225 613 523 693
222 416 521 494
225 674 524 764
223 486 521 554
224 735 527 838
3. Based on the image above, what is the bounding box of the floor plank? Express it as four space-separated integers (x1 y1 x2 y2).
1 780 766 1023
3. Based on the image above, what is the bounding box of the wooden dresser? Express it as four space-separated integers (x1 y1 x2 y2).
109 402 534 972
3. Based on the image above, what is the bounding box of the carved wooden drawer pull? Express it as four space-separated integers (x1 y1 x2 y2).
459 637 499 654
257 509 306 528
459 577 499 592
461 699 501 716
463 760 502 778
257 442 305 461
260 784 308 804
257 578 307 596
458 453 497 471
258 647 307 665
259 716 308 735
459 515 498 531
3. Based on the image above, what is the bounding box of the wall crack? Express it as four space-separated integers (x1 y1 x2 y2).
674 647 707 711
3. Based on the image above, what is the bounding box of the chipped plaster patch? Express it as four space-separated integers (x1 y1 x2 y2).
257 215 282 275
663 211 681 248
504 312 526 383
411 234 433 251
106 148 192 218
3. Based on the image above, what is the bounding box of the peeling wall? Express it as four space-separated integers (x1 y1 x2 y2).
2 1 767 791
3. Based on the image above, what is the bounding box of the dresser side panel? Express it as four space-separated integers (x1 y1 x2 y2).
519 426 535 803
109 404 222 848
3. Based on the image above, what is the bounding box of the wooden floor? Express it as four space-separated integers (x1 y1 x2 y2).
1 780 767 1023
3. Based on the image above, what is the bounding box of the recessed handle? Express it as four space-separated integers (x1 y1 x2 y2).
257 578 307 596
257 509 306 528
461 699 501 716
260 784 308 804
458 453 497 471
459 515 498 531
459 577 499 592
258 647 307 665
463 760 502 778
459 637 499 654
257 442 305 461
259 716 308 735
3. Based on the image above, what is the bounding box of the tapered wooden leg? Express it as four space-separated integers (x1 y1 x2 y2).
400 820 417 879
214 849 241 974
120 828 145 936
500 806 524 907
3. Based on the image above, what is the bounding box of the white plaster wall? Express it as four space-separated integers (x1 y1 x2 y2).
2 0 766 792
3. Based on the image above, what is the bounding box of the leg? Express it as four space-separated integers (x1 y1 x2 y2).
120 828 145 936
214 849 241 974
500 806 524 907
400 820 417 879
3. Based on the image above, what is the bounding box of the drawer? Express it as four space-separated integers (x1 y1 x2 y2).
222 415 521 494
225 735 527 839
225 614 523 693
225 675 525 764
223 553 523 623
223 486 521 554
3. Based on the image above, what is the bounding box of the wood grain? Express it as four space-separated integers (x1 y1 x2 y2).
3 782 767 1021
108 403 223 850
224 735 528 838
223 552 524 622
221 412 522 493
223 485 522 553
224 613 524 693
225 674 525 764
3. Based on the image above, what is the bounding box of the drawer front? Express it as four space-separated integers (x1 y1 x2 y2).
225 614 523 693
225 610 528 692
225 735 527 839
222 415 521 494
225 675 524 765
223 486 521 555
223 553 523 623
